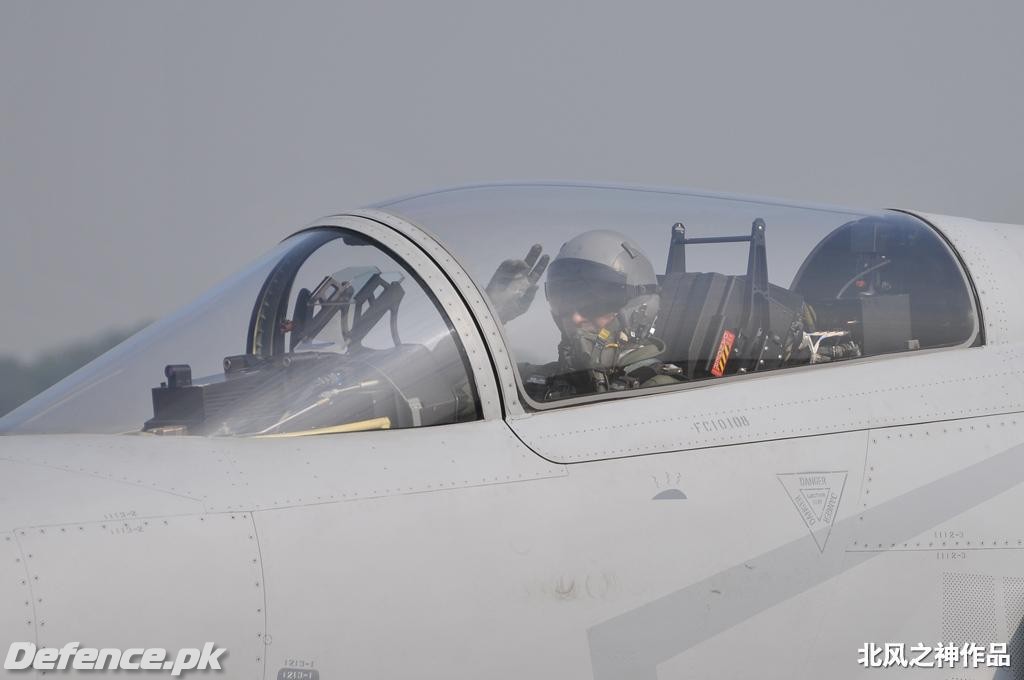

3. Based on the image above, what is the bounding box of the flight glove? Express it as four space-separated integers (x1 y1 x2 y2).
485 244 550 324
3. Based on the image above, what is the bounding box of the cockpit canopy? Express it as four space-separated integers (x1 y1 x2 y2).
380 184 978 403
0 183 979 435
0 228 480 435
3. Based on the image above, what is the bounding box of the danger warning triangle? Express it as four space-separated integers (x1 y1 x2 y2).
778 472 847 552
799 488 830 521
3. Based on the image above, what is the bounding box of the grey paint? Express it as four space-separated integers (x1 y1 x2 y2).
2 199 1024 678
588 441 1024 679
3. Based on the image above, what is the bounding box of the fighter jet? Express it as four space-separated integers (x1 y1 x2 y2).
1 182 1021 678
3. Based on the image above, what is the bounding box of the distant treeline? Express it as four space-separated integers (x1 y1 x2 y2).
0 324 147 417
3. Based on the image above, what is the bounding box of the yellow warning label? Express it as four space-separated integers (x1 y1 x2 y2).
711 330 735 377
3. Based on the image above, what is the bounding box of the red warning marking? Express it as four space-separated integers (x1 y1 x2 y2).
711 330 735 377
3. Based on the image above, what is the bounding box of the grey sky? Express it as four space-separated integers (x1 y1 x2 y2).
1 0 1022 359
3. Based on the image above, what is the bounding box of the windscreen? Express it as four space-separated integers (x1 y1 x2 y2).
0 228 479 435
380 184 977 404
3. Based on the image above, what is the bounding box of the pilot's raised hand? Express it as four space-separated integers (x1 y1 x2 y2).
485 244 550 324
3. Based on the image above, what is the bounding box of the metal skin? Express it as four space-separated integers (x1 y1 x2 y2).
2 203 1023 680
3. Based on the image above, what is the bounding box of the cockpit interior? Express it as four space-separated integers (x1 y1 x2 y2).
0 184 979 437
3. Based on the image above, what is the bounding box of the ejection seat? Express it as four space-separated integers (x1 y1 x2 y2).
656 220 805 380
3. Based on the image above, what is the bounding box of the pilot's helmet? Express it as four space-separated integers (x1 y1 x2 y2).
545 230 660 368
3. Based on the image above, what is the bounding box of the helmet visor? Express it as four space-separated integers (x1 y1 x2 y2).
545 258 630 319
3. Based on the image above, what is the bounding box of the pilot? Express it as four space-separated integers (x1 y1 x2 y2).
486 230 684 401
